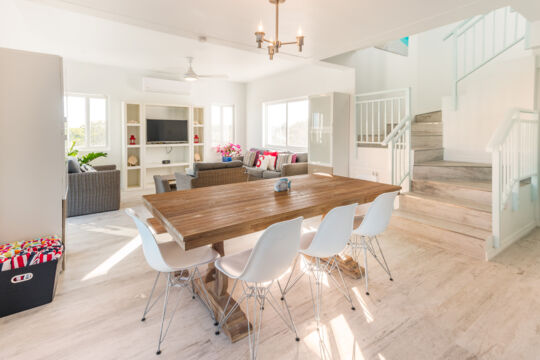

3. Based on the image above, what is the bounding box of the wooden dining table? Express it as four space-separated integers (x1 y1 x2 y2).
143 174 400 342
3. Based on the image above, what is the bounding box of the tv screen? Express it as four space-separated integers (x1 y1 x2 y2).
146 119 188 143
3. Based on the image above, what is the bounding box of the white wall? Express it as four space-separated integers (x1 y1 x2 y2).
442 47 537 163
63 61 246 169
245 63 355 150
325 23 455 116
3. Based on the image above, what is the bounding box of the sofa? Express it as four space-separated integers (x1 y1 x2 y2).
175 160 248 190
67 160 120 217
242 148 308 180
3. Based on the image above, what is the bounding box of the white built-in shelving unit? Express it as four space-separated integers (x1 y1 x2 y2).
121 102 205 190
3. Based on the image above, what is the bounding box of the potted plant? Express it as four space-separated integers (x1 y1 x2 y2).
67 141 108 165
216 143 242 162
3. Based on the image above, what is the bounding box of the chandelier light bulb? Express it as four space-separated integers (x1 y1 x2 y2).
254 0 305 60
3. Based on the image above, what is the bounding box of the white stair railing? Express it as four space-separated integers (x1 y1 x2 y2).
382 115 412 188
487 108 539 248
445 6 527 108
355 88 410 145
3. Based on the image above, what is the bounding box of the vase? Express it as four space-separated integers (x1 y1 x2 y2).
222 156 232 162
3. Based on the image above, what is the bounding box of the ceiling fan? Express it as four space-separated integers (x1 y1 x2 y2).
183 57 229 82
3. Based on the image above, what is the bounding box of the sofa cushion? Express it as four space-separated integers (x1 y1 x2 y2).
246 167 265 178
295 153 308 163
80 164 97 172
195 160 243 172
67 157 81 173
243 151 258 167
262 170 282 179
276 154 293 171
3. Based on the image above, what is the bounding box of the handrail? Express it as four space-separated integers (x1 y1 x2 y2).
382 115 412 146
487 108 539 151
446 6 527 109
354 88 410 99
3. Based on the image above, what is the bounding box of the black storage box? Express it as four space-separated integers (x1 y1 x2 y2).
0 258 61 317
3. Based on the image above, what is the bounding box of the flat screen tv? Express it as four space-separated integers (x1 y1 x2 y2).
146 119 188 143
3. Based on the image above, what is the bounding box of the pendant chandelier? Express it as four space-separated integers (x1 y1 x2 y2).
255 0 304 60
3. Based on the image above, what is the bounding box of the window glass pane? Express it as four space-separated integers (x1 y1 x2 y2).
211 105 221 146
89 97 107 147
222 106 234 144
287 100 308 148
66 96 86 147
266 103 287 147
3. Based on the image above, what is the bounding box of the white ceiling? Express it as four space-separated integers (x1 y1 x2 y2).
3 0 539 82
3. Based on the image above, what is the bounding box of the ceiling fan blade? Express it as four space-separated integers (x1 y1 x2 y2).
197 74 229 79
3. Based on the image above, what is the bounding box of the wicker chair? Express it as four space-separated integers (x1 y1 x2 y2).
175 161 248 190
67 165 120 217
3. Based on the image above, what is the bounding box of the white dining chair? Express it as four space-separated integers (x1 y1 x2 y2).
126 208 219 355
350 191 399 295
280 203 358 327
214 217 303 360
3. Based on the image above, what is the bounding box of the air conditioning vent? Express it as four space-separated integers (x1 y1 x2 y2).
142 77 191 95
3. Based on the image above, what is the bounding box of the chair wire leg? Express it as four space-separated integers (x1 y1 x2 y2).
192 267 217 324
308 258 323 328
215 278 240 335
156 273 171 355
363 237 370 296
141 272 161 321
245 284 264 360
333 257 356 311
374 236 393 281
280 255 300 299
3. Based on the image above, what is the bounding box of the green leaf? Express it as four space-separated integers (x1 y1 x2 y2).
67 141 79 157
78 152 108 165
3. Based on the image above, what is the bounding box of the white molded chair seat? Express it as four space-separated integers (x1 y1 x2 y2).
280 203 358 327
214 217 303 360
214 248 252 279
158 241 218 271
350 191 399 296
125 208 219 356
299 231 316 251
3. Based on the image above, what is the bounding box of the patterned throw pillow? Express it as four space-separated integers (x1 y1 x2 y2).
276 154 293 171
266 155 277 171
255 155 270 170
243 151 257 167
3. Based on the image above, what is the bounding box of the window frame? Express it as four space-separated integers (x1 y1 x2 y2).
64 92 110 151
263 96 308 152
211 104 236 146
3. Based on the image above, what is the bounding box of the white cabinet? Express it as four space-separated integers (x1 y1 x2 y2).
308 93 350 176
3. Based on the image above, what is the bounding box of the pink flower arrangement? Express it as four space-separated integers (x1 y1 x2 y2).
216 143 242 157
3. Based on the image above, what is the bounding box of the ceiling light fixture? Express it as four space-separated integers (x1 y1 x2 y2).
255 0 304 60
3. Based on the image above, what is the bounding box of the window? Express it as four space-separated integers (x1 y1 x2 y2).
211 104 235 146
64 94 108 149
264 98 308 150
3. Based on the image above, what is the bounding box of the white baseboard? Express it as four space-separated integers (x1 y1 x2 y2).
486 221 537 260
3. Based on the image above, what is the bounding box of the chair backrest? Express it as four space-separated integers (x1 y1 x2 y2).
305 203 357 258
356 191 398 237
153 175 172 194
239 217 303 283
125 208 174 273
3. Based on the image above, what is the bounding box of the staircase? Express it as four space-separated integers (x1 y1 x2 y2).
392 111 492 260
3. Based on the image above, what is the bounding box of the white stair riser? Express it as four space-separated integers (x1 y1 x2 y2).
412 135 443 149
415 111 442 123
412 180 492 206
414 165 492 181
399 195 492 231
390 215 486 260
413 148 444 163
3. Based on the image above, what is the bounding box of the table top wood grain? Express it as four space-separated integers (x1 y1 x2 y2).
143 174 401 250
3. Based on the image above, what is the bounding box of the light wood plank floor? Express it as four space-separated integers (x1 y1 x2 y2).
1 193 540 360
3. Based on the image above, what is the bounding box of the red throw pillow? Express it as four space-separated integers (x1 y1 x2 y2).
263 151 278 168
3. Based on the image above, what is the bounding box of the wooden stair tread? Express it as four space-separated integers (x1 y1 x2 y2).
412 178 492 192
393 210 491 240
415 160 491 168
401 192 492 213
